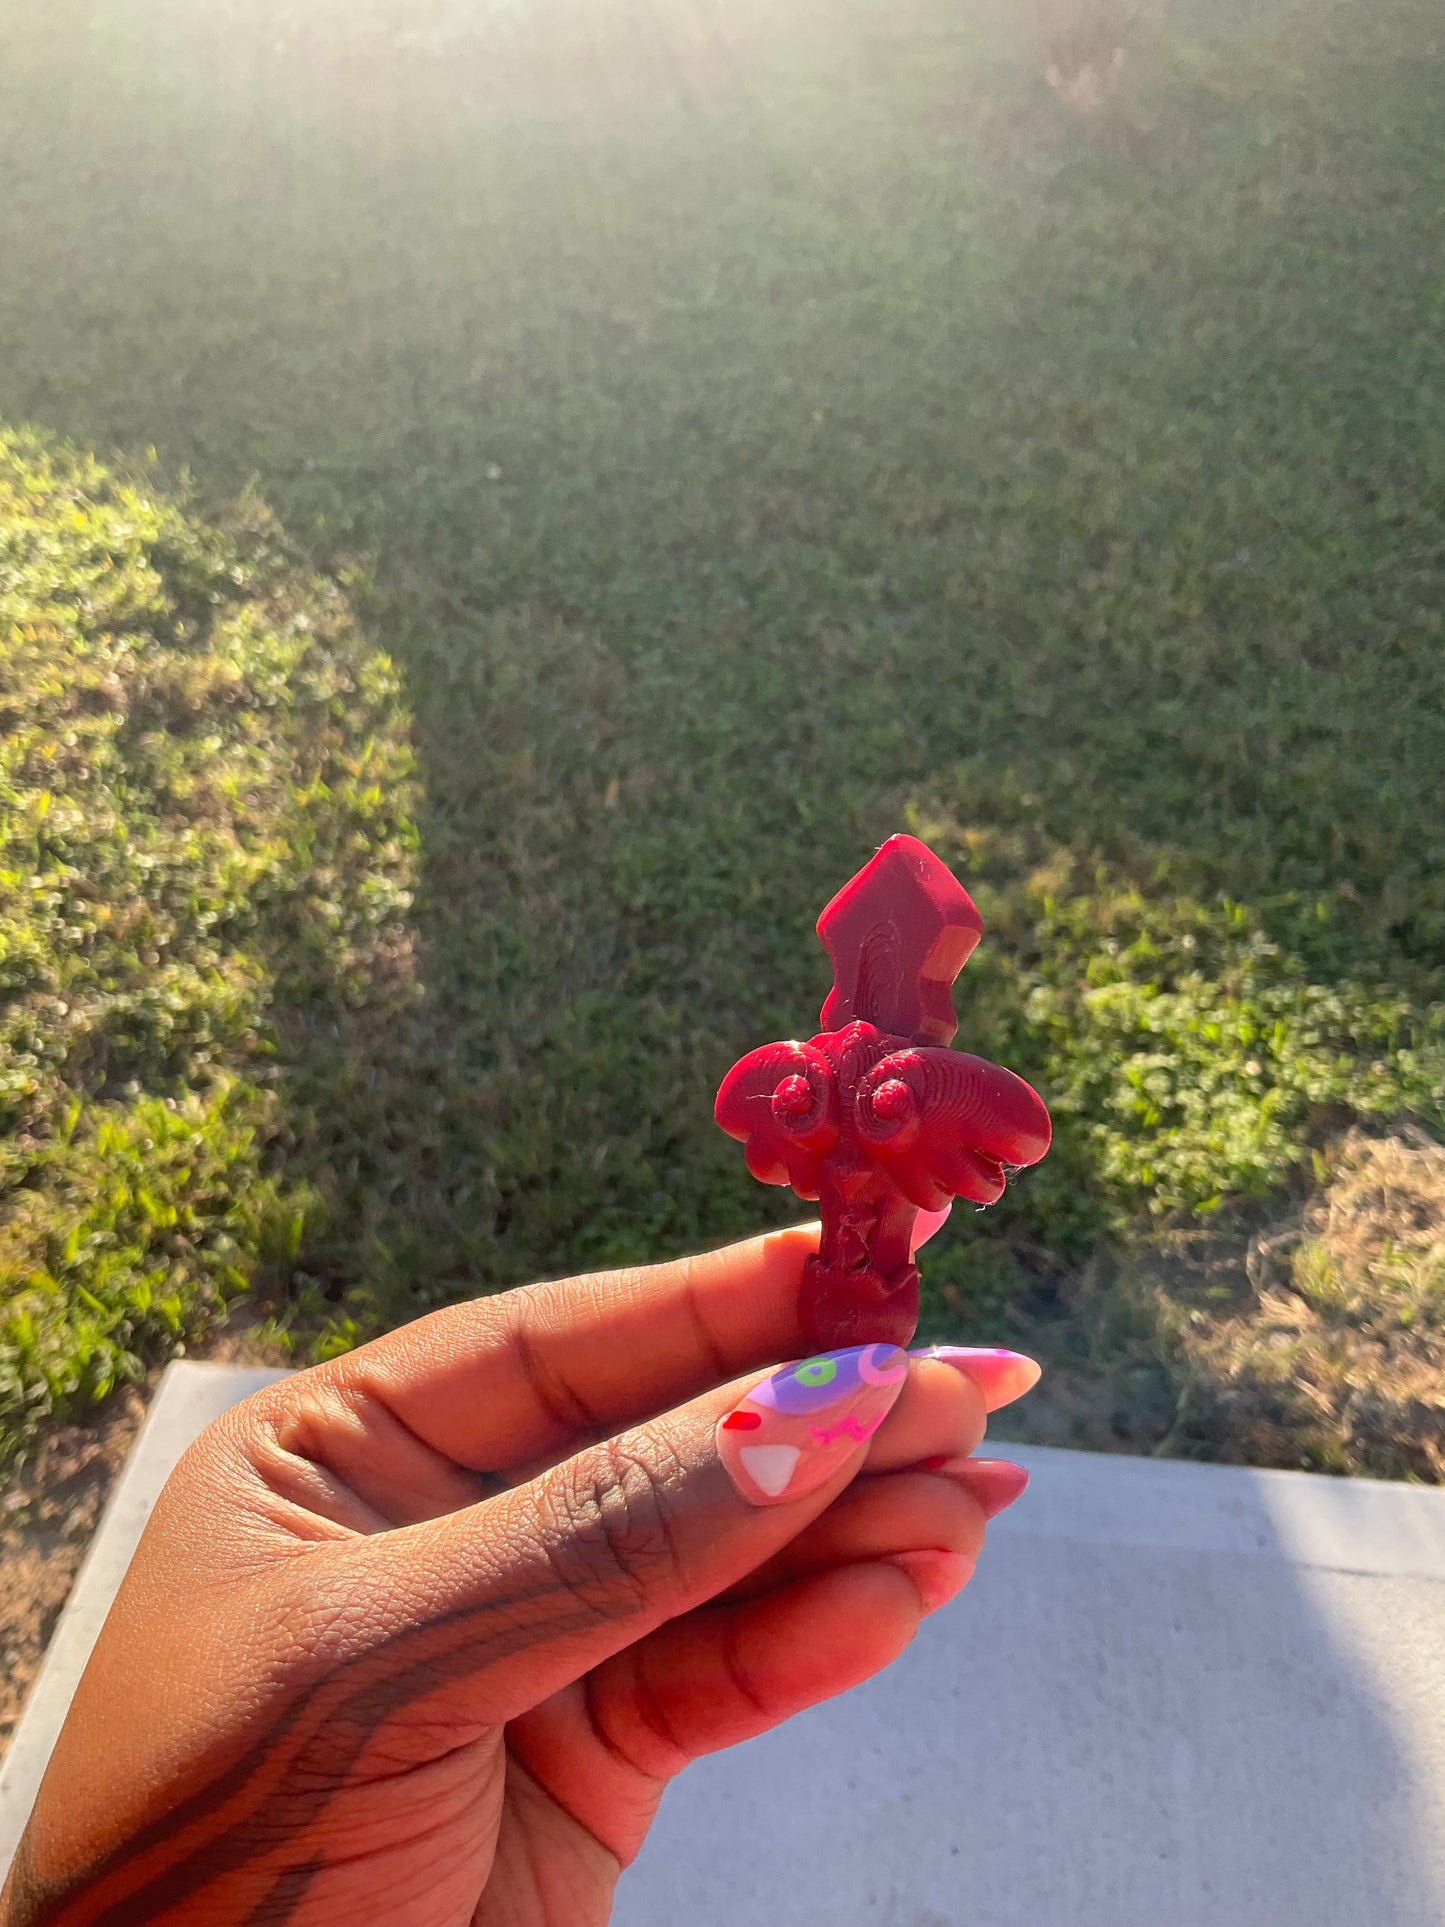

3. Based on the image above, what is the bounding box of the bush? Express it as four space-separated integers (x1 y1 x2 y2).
913 796 1445 1254
0 427 416 1463
908 785 1445 1475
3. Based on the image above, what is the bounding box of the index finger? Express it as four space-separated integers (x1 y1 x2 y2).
335 1224 820 1472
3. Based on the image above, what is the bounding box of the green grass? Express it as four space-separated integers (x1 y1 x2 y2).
0 429 415 1457
1 0 1443 1462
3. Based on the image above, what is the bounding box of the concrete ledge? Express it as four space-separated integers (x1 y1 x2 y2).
984 1440 1445 1579
3 1366 1443 1924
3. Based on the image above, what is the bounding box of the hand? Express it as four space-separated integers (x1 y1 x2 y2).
1 1226 1038 1927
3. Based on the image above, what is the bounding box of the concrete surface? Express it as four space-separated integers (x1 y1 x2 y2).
2 1366 1443 1926
616 1449 1445 1927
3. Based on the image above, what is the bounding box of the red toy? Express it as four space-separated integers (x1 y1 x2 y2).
715 835 1052 1350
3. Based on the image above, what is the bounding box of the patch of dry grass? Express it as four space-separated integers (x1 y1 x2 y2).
1171 1132 1445 1479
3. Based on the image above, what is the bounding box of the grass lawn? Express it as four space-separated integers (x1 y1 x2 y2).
1 0 1442 1470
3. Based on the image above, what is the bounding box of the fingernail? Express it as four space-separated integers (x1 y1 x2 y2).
911 1345 1041 1410
927 1456 1030 1519
909 1203 953 1256
883 1549 977 1614
717 1344 908 1508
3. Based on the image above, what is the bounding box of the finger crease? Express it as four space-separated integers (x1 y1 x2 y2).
680 1274 734 1386
585 1665 681 1784
511 1315 604 1434
720 1615 780 1727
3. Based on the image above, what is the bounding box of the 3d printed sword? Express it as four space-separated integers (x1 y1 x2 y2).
715 835 1052 1351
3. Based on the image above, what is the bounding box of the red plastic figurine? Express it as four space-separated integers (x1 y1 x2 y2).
715 835 1052 1351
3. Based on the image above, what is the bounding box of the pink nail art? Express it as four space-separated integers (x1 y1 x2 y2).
717 1344 909 1507
911 1345 1041 1408
908 1203 953 1256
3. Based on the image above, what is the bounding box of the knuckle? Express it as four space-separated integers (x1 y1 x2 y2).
540 1431 689 1620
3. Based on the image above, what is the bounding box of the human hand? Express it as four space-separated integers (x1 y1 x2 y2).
1 1226 1038 1927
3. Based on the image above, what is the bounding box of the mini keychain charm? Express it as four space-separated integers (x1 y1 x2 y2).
715 834 1052 1351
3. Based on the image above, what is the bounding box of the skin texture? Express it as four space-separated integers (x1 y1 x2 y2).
0 1225 1035 1927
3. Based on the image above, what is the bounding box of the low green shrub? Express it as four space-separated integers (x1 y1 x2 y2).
0 427 416 1462
916 795 1445 1260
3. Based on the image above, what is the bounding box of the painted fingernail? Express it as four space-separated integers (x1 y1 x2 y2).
883 1549 977 1614
927 1456 1030 1519
911 1345 1041 1410
718 1344 909 1507
909 1203 953 1256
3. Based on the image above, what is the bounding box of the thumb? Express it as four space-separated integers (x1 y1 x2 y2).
337 1343 910 1731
